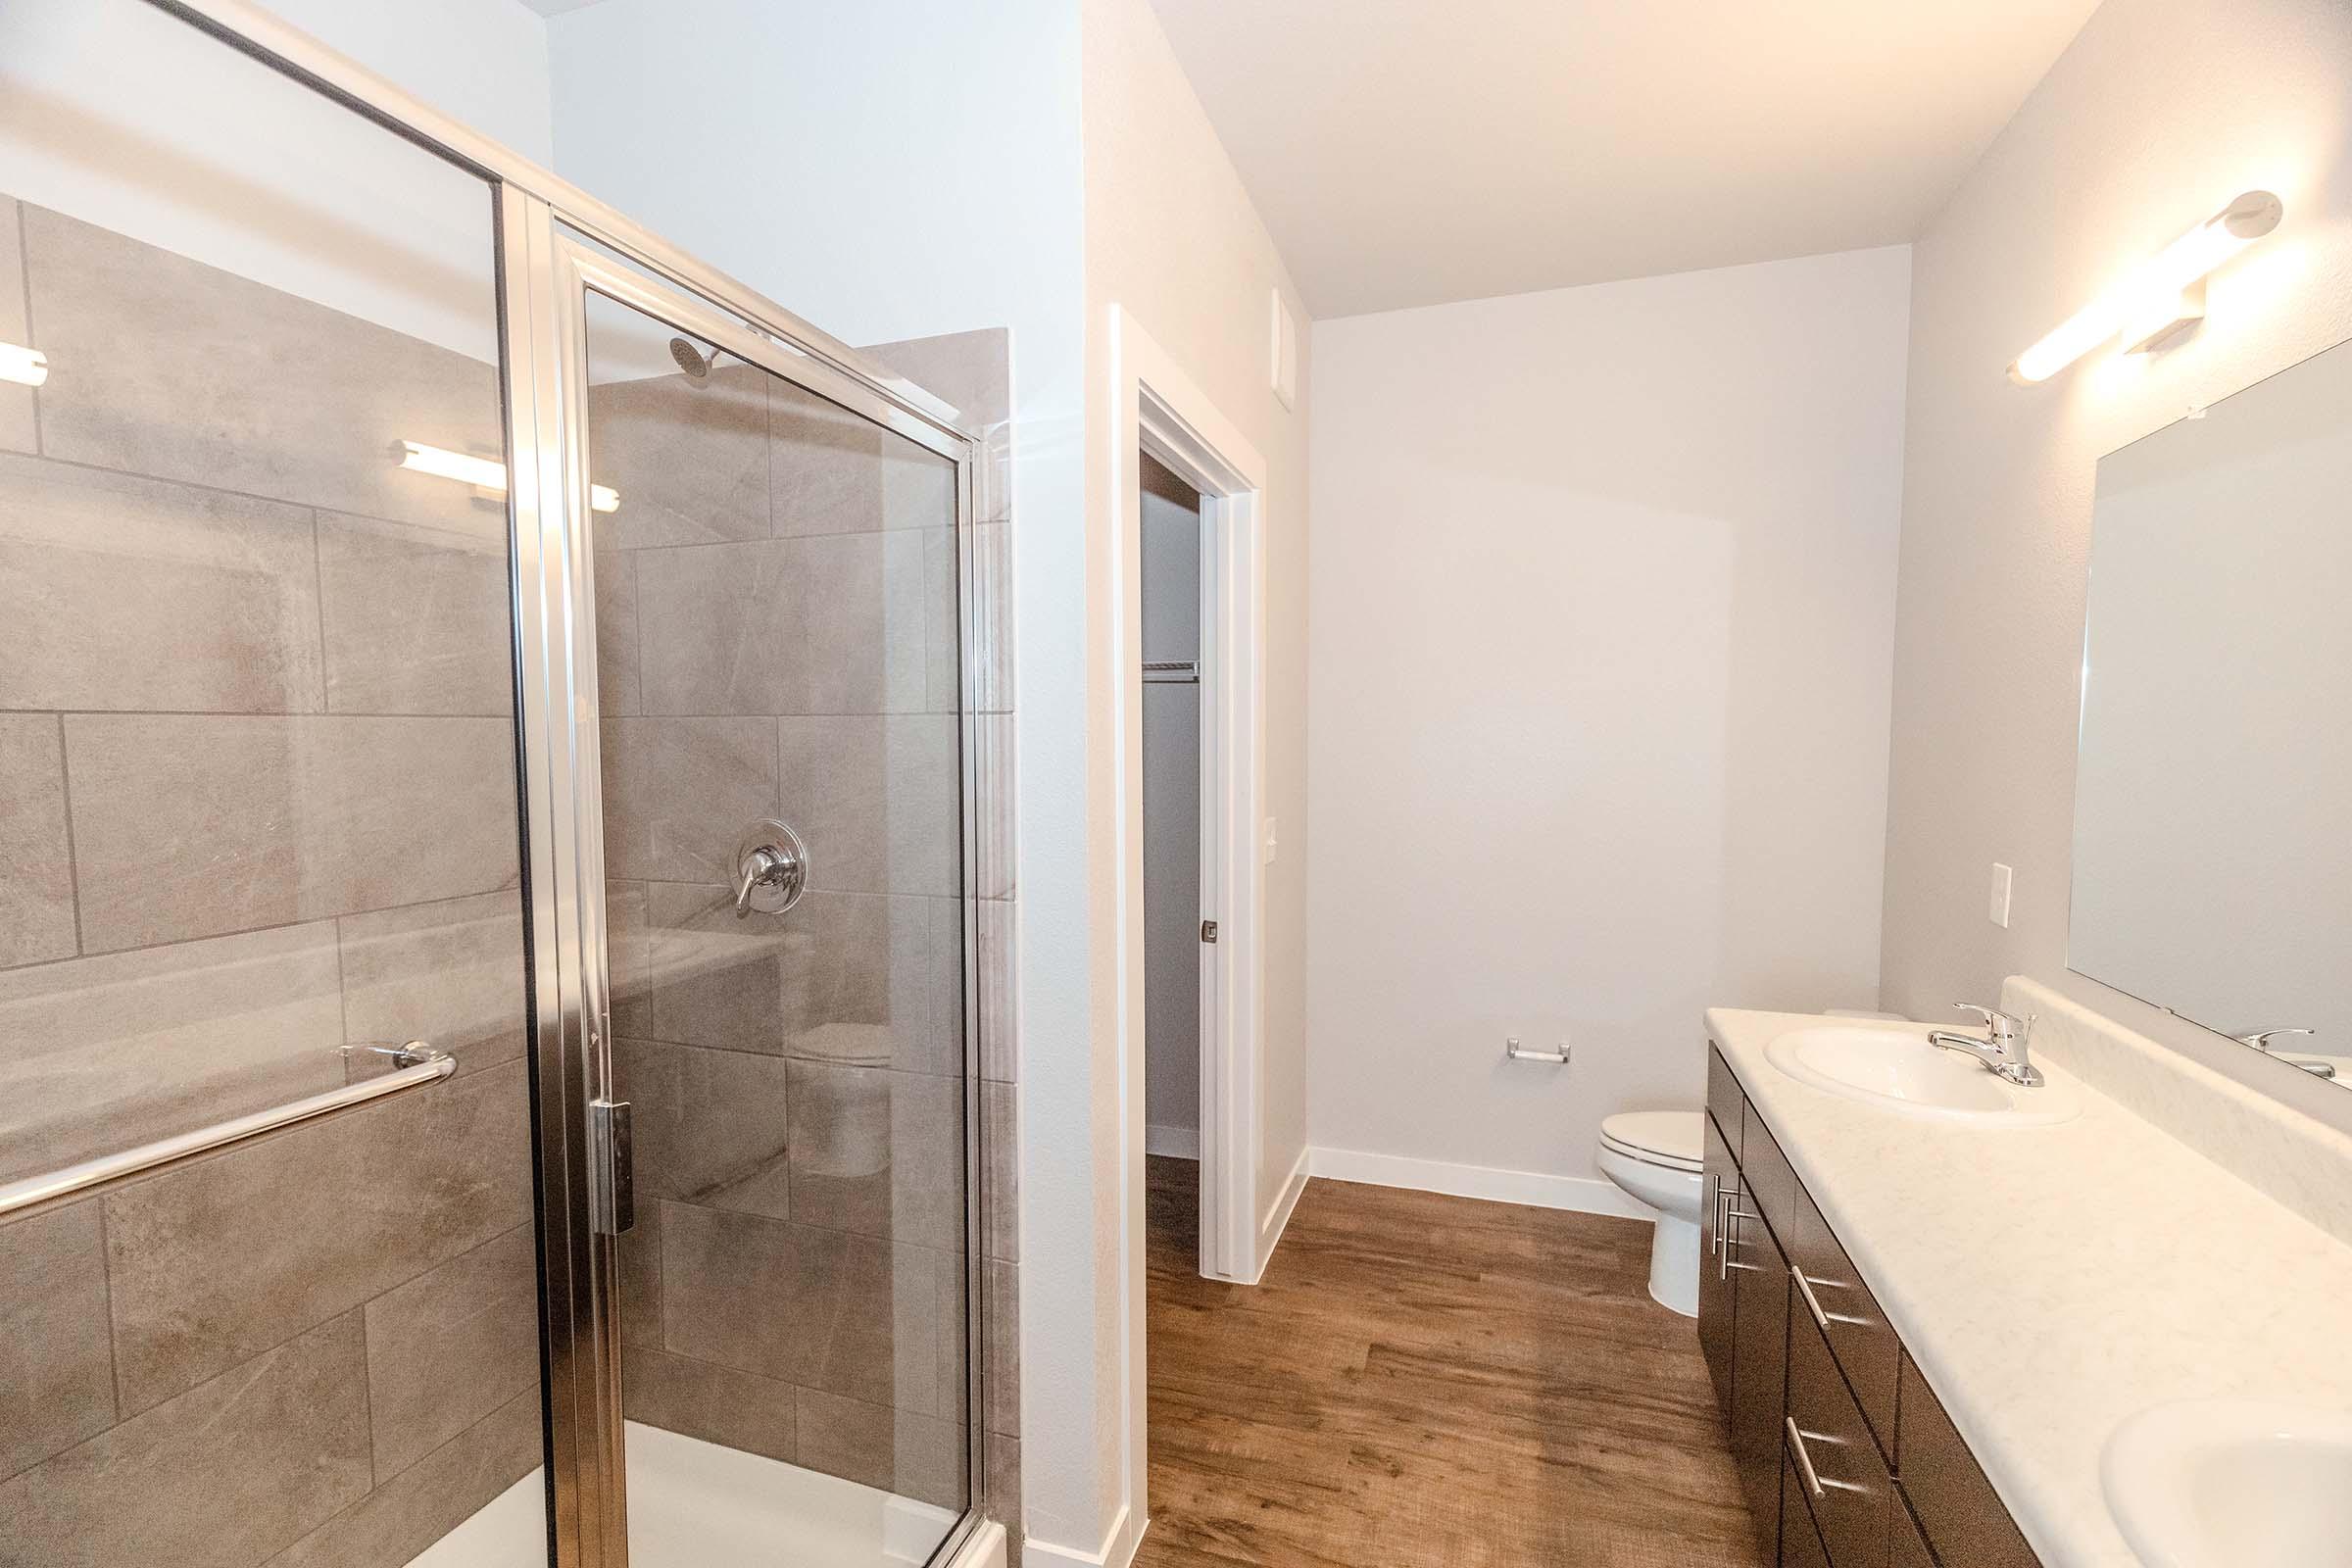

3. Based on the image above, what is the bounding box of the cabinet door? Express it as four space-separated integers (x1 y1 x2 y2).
1729 1177 1789 1562
1699 1109 1740 1416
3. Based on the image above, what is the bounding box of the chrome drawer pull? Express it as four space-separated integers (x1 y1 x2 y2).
1791 1264 1872 1330
1785 1417 1867 1498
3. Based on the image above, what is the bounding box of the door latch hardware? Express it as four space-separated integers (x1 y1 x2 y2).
589 1098 634 1236
1200 919 1218 944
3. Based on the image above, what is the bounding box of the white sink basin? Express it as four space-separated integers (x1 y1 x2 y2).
2103 1399 2352 1568
1762 1026 2081 1125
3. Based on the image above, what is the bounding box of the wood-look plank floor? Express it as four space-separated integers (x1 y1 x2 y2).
1133 1156 1764 1568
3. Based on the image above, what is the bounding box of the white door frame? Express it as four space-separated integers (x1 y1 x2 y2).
1106 304 1271 1549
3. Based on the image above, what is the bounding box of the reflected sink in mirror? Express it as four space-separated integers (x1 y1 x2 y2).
1763 1026 2082 1126
2102 1398 2352 1568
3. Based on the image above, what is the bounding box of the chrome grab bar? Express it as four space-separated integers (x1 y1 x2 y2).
0 1041 454 1219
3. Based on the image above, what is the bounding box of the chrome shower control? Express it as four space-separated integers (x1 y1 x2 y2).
733 818 809 918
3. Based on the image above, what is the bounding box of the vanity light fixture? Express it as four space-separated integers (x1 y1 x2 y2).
396 439 619 513
0 341 48 387
2009 190 2283 385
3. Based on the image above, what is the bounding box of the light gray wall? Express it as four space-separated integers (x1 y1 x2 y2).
1141 453 1202 1147
1879 0 2352 1136
1305 244 1912 1188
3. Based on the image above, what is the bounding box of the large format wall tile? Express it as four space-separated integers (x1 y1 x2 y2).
23 206 500 531
0 1312 371 1568
787 1061 963 1250
616 1037 793 1218
770 381 885 537
645 886 952 1070
103 1060 532 1413
635 532 930 715
778 714 961 896
0 200 32 455
66 712 518 952
660 1202 905 1406
317 509 514 716
266 1393 538 1568
0 921 345 1186
362 1226 538 1477
587 363 769 551
623 1346 797 1466
601 716 777 885
0 1201 115 1481
596 546 642 716
337 891 525 1077
0 455 324 713
0 714 74 968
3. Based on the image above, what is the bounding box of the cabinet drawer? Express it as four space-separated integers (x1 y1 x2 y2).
1896 1354 2041 1568
1787 1306 1892 1568
1782 1453 1833 1568
1707 1043 1744 1159
1788 1181 1900 1460
1739 1102 1798 1243
1890 1487 1936 1568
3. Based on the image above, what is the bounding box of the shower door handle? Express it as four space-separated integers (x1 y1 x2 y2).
589 1097 634 1236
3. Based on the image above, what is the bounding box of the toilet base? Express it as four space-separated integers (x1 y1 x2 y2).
1645 1213 1699 1317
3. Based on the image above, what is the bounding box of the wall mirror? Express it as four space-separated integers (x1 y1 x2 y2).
2071 335 2352 1090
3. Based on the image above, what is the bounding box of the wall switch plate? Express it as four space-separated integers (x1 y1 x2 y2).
1988 862 2013 928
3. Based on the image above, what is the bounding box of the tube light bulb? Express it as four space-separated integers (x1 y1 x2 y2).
396 441 619 513
0 342 49 387
2010 191 2283 385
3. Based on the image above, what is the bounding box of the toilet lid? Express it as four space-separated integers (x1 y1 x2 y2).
1599 1110 1703 1172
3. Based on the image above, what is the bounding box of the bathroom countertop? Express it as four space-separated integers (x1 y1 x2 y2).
1704 997 2352 1568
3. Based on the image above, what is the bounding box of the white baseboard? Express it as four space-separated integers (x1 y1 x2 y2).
1306 1145 1653 1219
1024 1503 1137 1568
1143 1123 1200 1160
1251 1145 1310 1282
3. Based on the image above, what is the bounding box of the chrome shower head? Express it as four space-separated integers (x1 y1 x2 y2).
668 335 720 380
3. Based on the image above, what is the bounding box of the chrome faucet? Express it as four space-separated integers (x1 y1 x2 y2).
1927 1004 2045 1088
2232 1028 2335 1080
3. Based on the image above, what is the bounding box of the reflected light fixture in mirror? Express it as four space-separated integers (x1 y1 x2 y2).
0 341 47 386
396 438 620 513
2010 190 2283 385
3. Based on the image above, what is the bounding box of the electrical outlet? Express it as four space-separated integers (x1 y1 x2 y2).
1988 862 2013 928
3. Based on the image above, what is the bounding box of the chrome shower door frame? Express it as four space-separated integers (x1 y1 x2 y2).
128 4 993 1565
521 220 990 1568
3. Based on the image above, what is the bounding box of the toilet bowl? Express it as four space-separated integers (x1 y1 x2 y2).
1595 1110 1705 1317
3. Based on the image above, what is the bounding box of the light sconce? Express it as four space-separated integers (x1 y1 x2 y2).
2009 190 2282 385
396 440 619 513
0 341 49 387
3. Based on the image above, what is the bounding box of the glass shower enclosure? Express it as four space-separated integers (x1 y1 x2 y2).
0 4 988 1566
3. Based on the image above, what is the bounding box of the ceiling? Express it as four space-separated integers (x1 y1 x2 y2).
1148 0 2102 318
515 0 608 15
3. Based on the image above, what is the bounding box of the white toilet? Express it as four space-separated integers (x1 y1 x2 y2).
1595 1110 1705 1317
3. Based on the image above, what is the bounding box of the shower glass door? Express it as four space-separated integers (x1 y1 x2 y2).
564 250 977 1567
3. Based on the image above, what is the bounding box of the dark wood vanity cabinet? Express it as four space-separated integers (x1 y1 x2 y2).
1699 1108 1739 1404
1701 1044 2045 1568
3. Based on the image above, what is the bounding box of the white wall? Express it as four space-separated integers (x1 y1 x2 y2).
1076 0 1313 1552
1141 455 1202 1149
0 0 550 361
1878 0 2352 1136
1305 246 1912 1190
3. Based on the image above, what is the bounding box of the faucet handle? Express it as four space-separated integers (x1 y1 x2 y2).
1953 1003 2032 1047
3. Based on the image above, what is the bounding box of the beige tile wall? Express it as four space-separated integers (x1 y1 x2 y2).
594 321 1017 1549
0 197 540 1567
